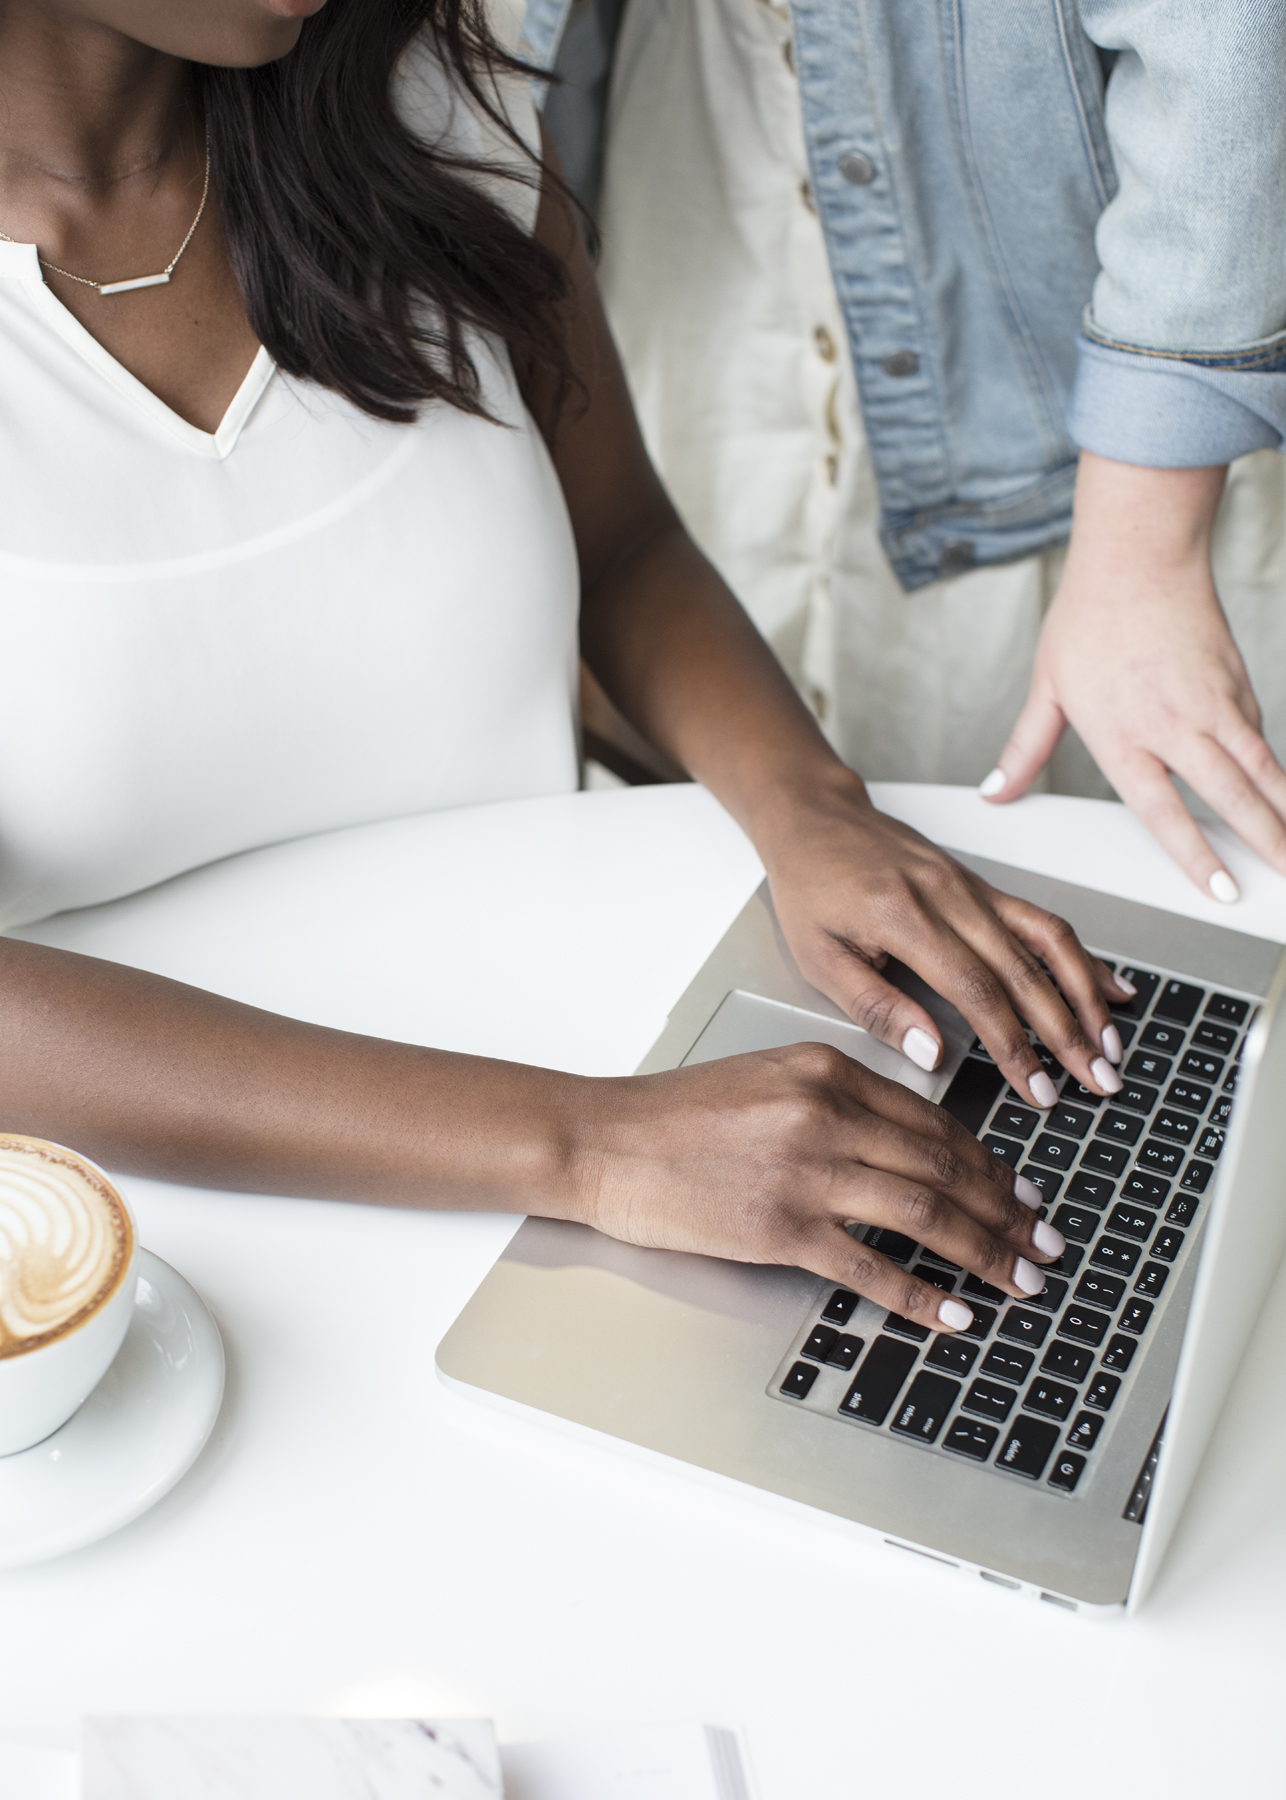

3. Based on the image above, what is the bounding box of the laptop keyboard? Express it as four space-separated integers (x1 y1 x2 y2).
770 958 1256 1497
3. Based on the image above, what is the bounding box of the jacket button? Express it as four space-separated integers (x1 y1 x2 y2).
881 349 919 377
838 150 877 185
940 542 975 574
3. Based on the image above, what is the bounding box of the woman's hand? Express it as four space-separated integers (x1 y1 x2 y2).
982 454 1286 901
751 771 1132 1107
570 1044 1065 1331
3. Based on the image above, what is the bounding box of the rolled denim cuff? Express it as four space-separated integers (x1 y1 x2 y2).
1068 336 1286 467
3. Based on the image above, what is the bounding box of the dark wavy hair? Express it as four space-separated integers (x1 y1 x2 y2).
198 0 572 424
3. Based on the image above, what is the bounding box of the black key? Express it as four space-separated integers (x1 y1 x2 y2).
996 1414 1061 1479
1058 1303 1110 1347
827 1334 864 1371
839 1336 918 1424
1205 992 1249 1025
1209 1096 1233 1129
781 1361 818 1399
1152 1108 1197 1146
1165 1078 1211 1113
1122 1171 1170 1207
940 1055 1004 1134
1100 1334 1137 1373
1165 1193 1200 1226
1018 1166 1064 1203
1222 1065 1240 1095
1106 1202 1157 1241
981 1343 1034 1384
891 1371 960 1443
993 1102 1040 1140
943 1417 999 1461
1118 1298 1154 1336
1079 1141 1130 1177
1180 1049 1224 1083
925 1336 979 1376
1193 1020 1237 1055
1041 1339 1093 1382
802 1325 839 1362
1126 1048 1173 1083
1067 1411 1103 1451
982 1134 1023 1168
1061 1081 1105 1108
1138 1138 1184 1178
1111 967 1159 1019
1025 1377 1077 1422
997 1307 1050 1347
962 1377 1018 1423
1075 1271 1125 1309
1090 1235 1141 1275
1047 1104 1092 1140
883 1312 930 1343
1048 1451 1086 1493
1154 979 1203 1026
962 1273 1006 1304
1026 1275 1068 1315
1029 1132 1078 1171
913 1263 956 1291
1097 1109 1144 1148
862 1229 916 1266
1134 1262 1169 1299
1180 1159 1214 1194
821 1288 860 1326
1140 1020 1187 1055
1049 1242 1085 1277
1051 1203 1099 1244
959 1302 997 1342
1114 1080 1160 1117
1031 1043 1066 1080
1084 1372 1121 1412
918 1251 962 1272
1150 1226 1185 1263
1067 1170 1117 1209
1195 1126 1225 1161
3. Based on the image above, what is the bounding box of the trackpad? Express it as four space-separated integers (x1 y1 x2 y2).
678 989 967 1101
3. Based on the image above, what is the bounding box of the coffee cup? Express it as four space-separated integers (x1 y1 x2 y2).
0 1135 138 1456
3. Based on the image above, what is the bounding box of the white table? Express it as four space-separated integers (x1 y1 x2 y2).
5 784 1285 1800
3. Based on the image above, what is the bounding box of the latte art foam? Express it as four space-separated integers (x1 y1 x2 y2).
0 1137 132 1358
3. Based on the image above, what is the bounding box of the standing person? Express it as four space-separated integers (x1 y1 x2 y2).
530 0 1286 904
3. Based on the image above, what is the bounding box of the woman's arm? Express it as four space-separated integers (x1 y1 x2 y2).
522 142 1132 1110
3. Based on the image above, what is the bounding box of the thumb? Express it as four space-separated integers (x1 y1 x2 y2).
825 959 946 1076
980 682 1068 803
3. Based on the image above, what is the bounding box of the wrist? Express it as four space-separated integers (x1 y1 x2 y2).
740 756 871 867
1068 452 1226 582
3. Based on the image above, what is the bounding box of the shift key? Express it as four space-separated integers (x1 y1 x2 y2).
840 1336 919 1425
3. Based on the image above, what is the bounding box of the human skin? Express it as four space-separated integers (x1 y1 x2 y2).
986 453 1286 902
0 0 1134 1329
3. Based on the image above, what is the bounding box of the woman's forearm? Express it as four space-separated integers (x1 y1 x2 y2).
0 938 580 1207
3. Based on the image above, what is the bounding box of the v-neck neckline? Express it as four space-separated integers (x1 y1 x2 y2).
0 238 275 459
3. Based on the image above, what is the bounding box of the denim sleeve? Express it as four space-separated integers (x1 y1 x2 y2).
1073 0 1286 465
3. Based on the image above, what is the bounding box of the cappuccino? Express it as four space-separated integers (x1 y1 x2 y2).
0 1136 133 1359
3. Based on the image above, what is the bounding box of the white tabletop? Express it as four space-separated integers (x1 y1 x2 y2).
5 783 1285 1799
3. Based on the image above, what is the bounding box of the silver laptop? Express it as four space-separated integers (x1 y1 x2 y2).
436 853 1286 1613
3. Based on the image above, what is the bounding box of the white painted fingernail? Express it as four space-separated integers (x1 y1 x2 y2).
1101 1024 1124 1064
1209 870 1240 905
1114 974 1137 998
937 1298 974 1332
1029 1070 1058 1108
1013 1256 1046 1295
1014 1175 1043 1209
1091 1056 1123 1094
902 1027 940 1072
979 768 1007 798
1032 1218 1065 1258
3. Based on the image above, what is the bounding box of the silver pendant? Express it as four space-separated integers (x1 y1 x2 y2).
99 272 171 296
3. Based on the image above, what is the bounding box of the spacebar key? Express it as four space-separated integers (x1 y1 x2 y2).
840 1336 919 1425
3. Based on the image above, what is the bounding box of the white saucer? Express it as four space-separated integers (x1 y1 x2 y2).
0 1250 225 1569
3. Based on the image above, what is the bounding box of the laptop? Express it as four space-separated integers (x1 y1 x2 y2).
436 852 1286 1612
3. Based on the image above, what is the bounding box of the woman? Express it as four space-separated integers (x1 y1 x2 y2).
0 0 1130 1332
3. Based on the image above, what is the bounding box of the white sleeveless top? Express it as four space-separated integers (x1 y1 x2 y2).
0 44 579 931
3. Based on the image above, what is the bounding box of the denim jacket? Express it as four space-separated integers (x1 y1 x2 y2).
522 0 1286 589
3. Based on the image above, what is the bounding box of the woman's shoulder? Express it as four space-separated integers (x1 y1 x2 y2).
394 4 542 236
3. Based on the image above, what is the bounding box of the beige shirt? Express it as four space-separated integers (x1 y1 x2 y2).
595 0 1286 797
